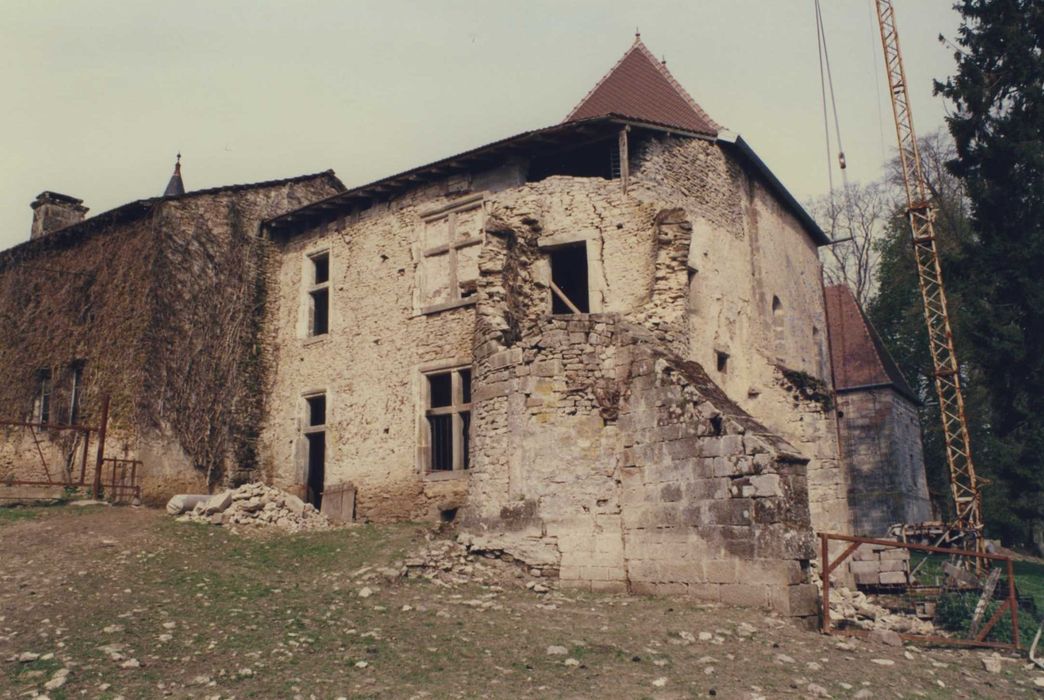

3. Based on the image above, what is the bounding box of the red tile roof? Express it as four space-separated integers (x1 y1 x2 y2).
824 284 918 401
564 38 720 136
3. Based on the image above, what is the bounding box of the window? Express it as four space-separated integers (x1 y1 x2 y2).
308 252 330 336
716 351 729 374
68 361 84 425
424 367 471 472
419 197 483 313
303 392 327 509
549 242 590 314
771 295 784 358
35 369 52 424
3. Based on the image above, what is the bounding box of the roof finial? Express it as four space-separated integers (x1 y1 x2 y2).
635 27 641 41
661 55 667 67
164 152 186 197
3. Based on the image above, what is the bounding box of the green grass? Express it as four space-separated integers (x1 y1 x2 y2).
0 506 42 526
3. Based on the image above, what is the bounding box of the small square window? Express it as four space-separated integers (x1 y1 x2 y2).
428 373 452 409
312 253 329 285
306 394 326 427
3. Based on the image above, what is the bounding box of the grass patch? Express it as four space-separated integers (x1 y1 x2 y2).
0 506 42 526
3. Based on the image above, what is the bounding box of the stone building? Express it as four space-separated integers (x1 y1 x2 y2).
0 166 344 495
0 37 933 618
824 284 932 536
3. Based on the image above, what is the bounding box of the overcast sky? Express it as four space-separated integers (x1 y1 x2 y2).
0 0 962 250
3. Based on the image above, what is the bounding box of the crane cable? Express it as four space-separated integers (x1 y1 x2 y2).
814 0 855 235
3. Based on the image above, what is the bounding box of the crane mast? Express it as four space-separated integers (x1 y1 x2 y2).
873 0 984 551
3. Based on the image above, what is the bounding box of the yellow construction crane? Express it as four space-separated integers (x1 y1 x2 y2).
872 0 985 555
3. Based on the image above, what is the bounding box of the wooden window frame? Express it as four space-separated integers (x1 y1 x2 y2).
421 366 472 474
419 195 484 315
307 251 331 337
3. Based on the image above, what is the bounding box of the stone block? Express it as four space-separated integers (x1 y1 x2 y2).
787 583 820 617
748 473 783 498
878 558 908 573
202 490 232 515
853 571 880 586
879 547 910 561
879 571 908 585
705 559 738 584
165 494 210 515
848 560 881 575
718 583 768 608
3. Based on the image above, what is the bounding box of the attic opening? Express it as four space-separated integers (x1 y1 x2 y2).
549 243 590 314
528 137 624 183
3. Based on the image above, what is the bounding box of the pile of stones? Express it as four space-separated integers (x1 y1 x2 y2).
166 483 331 533
827 584 936 636
403 533 554 591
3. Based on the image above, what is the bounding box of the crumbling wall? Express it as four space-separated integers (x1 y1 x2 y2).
630 135 850 536
463 209 817 617
837 387 932 536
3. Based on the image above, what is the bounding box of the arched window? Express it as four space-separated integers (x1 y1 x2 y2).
771 296 784 359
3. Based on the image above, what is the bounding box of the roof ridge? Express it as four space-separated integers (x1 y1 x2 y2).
564 37 645 123
631 40 721 132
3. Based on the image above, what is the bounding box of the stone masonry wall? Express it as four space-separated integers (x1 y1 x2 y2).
838 387 932 536
462 207 818 618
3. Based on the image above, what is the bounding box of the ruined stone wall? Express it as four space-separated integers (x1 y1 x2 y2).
630 135 850 535
462 207 817 617
837 387 932 536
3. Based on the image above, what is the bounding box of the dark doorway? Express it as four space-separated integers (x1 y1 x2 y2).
306 432 325 509
549 243 590 314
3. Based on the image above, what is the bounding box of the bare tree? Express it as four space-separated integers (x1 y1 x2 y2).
809 180 890 307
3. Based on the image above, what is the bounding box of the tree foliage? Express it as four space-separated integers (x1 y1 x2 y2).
869 0 1044 548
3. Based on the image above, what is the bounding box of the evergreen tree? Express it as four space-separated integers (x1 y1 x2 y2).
933 0 1044 547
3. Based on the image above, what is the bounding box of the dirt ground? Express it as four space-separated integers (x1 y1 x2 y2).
1 505 1042 699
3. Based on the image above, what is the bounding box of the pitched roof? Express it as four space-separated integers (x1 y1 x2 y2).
0 170 344 268
824 284 918 402
564 37 720 136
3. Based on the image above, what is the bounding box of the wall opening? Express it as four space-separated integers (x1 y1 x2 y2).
549 243 590 314
527 139 617 182
303 392 327 509
308 252 330 336
772 295 784 358
716 351 729 374
305 432 325 509
68 361 84 425
35 369 52 423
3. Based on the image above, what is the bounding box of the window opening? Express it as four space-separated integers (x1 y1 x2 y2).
305 432 325 509
549 243 590 314
68 361 84 425
424 367 472 472
772 295 784 357
716 351 729 374
420 199 483 312
306 394 326 427
303 392 327 509
308 252 330 336
36 369 52 424
528 138 619 182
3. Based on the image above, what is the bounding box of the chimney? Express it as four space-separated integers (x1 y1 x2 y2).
30 192 88 240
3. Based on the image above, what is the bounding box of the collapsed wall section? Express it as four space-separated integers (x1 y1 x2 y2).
462 210 818 618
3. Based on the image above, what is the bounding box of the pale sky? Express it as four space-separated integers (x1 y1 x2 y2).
0 1 962 250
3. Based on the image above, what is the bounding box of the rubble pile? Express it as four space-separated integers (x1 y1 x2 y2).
166 483 331 533
403 533 555 591
827 585 936 636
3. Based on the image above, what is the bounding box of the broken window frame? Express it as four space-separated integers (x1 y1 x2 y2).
307 251 331 337
419 195 484 315
35 369 52 424
547 241 591 315
68 361 85 425
421 366 472 474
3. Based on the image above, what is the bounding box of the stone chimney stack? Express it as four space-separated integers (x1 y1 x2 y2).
30 192 88 240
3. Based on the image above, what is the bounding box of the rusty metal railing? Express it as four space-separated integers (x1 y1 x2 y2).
820 532 1020 650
